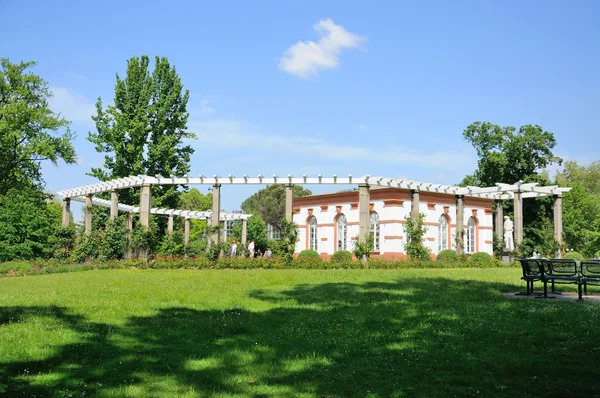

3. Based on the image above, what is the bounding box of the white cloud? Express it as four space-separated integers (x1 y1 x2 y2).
188 119 469 169
49 87 96 126
279 19 366 79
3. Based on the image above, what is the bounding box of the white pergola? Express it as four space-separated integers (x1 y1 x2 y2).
58 174 571 257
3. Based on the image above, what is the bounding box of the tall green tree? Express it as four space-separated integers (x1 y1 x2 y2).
241 185 311 230
0 59 76 195
461 121 562 255
88 56 194 210
0 59 77 260
556 160 600 257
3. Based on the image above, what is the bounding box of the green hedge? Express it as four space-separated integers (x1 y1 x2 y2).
564 251 584 260
298 249 321 260
0 253 516 278
331 250 353 264
470 252 492 264
437 250 458 262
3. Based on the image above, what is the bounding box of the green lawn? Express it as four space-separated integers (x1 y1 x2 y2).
1 268 599 397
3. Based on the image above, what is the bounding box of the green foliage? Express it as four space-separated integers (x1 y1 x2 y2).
101 218 126 260
353 234 374 261
74 231 103 262
131 223 158 256
564 251 584 260
461 121 562 255
470 252 492 264
53 225 76 260
245 216 269 252
331 250 353 264
556 165 600 257
158 233 185 256
298 249 320 260
180 188 212 211
405 213 431 261
185 239 206 257
461 122 561 187
437 250 458 262
0 58 76 195
278 219 299 264
241 185 311 230
0 187 63 261
88 55 194 217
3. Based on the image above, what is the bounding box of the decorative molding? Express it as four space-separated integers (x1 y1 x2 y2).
427 202 436 210
320 205 329 212
350 202 358 210
427 237 435 241
320 237 328 241
484 240 494 244
317 223 334 227
380 219 406 224
383 199 404 207
484 207 493 215
336 205 343 214
384 235 403 239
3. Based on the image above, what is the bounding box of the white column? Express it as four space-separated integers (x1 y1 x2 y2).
211 184 221 244
358 184 370 243
61 198 71 227
167 215 174 237
110 190 119 221
125 212 133 259
184 217 190 246
455 195 464 255
139 184 152 228
410 189 420 223
85 194 93 235
554 194 563 258
241 219 247 245
514 190 523 248
494 199 503 244
285 184 294 222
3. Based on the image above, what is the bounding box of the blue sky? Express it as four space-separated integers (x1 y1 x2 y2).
2 0 599 218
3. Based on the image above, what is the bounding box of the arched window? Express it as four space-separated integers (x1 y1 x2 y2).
438 215 448 252
337 214 347 251
309 217 318 251
370 212 380 250
466 217 476 253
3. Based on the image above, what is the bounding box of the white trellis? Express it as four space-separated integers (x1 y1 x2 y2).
57 174 571 258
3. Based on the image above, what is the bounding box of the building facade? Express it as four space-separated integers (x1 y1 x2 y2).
293 187 494 259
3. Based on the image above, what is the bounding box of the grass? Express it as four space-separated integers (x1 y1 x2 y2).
1 268 599 397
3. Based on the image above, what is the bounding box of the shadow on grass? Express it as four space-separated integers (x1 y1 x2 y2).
1 277 600 397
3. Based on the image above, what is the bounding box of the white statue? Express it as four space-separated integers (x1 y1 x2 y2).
503 216 514 252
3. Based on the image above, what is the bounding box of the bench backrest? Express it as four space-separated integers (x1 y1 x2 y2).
545 259 578 277
581 260 600 278
518 258 541 278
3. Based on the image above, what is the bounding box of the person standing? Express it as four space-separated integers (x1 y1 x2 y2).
248 240 255 258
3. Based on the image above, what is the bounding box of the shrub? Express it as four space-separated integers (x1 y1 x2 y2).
331 250 353 264
298 249 320 260
564 251 584 260
470 252 492 265
405 213 431 261
437 250 458 262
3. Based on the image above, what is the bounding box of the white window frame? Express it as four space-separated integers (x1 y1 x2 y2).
438 215 448 252
466 218 476 254
337 214 347 251
309 217 318 251
370 212 380 251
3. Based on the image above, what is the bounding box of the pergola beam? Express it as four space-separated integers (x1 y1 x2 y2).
68 196 250 221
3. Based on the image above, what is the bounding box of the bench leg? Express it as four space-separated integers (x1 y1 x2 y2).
515 280 533 296
536 280 556 299
551 280 562 295
578 283 584 301
584 282 588 295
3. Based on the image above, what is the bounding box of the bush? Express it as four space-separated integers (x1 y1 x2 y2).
298 249 321 260
331 250 353 264
564 251 584 260
470 252 492 264
437 250 458 262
